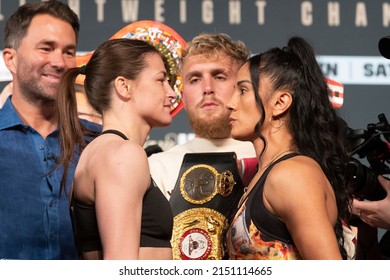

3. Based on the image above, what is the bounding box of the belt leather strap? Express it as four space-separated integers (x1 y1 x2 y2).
170 152 245 259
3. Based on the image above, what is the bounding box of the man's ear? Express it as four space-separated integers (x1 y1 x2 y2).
114 76 132 101
2 48 17 74
180 89 185 104
272 91 292 116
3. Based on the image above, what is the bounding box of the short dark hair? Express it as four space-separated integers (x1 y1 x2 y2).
4 0 80 49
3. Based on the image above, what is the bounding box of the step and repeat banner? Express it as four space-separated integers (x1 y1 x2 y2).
0 0 389 148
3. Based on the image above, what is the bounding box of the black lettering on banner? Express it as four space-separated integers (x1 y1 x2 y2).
364 63 390 77
319 63 338 76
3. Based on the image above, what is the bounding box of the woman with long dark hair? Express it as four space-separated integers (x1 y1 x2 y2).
226 37 354 259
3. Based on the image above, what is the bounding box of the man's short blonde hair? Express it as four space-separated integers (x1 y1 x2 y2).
180 33 250 72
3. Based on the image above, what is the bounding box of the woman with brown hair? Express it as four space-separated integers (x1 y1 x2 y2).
57 38 176 259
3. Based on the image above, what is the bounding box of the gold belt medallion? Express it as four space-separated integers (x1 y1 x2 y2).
179 164 236 204
172 208 227 260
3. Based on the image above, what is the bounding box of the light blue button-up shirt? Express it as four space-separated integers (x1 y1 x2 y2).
0 97 100 259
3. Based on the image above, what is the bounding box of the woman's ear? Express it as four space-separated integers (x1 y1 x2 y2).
272 91 292 117
114 76 132 101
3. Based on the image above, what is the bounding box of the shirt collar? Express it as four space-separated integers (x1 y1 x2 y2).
0 95 102 134
0 96 25 130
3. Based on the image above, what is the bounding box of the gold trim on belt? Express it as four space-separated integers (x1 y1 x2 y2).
171 208 227 260
179 164 236 204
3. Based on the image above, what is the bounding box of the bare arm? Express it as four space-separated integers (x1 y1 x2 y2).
95 142 150 259
264 156 342 259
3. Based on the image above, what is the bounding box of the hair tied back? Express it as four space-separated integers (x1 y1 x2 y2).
80 64 87 75
282 46 292 54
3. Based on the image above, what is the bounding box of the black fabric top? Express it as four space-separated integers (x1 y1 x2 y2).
248 153 300 243
100 129 129 140
70 180 173 253
70 129 173 255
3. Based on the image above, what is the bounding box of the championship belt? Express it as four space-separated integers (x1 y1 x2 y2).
170 152 245 260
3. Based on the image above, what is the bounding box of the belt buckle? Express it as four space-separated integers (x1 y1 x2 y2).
179 164 236 204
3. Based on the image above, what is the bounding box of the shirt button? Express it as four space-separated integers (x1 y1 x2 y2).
39 145 44 150
49 201 55 208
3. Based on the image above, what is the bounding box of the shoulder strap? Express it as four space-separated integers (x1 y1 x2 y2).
262 152 300 177
100 129 128 140
248 152 301 244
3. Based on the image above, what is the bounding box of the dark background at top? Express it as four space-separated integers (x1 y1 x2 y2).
0 0 389 138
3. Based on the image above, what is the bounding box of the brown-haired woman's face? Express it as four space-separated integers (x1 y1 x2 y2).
227 62 261 142
132 53 176 128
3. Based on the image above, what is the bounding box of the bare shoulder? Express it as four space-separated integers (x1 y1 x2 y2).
103 140 148 171
86 138 149 183
87 136 144 159
267 155 326 190
110 140 147 159
264 155 329 213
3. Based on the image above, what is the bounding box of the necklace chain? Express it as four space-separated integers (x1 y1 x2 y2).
238 148 293 209
258 148 293 174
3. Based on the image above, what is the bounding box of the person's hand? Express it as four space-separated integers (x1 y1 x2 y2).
352 175 390 230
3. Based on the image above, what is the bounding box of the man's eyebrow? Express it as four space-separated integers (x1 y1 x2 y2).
210 68 229 76
38 39 76 50
184 70 201 80
184 67 228 78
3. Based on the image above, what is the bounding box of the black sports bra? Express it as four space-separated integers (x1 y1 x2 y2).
249 153 300 242
70 129 173 255
100 129 128 139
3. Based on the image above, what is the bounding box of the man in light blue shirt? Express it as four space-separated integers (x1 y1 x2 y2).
0 99 80 259
0 0 99 259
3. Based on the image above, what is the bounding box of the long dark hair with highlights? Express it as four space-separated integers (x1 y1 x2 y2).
248 36 352 259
